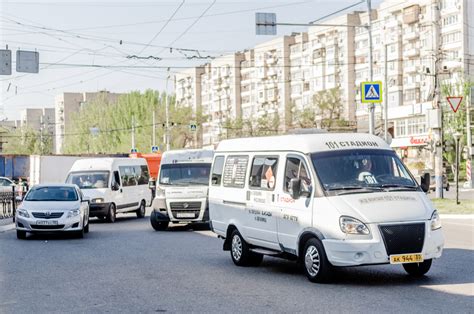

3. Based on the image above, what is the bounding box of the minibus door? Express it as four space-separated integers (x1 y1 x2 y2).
277 156 313 253
244 156 280 250
111 170 125 211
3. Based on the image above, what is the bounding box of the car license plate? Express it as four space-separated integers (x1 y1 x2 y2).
36 220 58 225
390 253 423 264
176 213 195 218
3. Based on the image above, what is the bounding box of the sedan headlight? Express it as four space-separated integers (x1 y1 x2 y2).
17 208 30 218
91 198 104 204
430 210 442 230
67 209 81 218
339 216 370 235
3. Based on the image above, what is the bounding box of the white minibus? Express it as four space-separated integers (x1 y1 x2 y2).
66 158 151 222
209 133 444 283
150 149 213 231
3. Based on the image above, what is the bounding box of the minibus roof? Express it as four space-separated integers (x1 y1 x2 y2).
161 149 214 164
216 133 391 154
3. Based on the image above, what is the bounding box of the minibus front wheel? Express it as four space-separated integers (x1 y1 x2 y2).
230 230 263 267
402 259 432 277
302 238 333 283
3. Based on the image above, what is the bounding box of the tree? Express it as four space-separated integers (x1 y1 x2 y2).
63 90 200 154
291 87 350 131
2 127 53 155
441 79 473 179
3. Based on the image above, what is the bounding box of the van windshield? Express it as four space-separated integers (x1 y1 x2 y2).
311 149 419 195
159 163 211 186
66 171 110 189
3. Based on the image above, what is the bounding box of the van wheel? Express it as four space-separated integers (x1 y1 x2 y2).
106 204 116 223
230 230 263 267
84 219 89 233
150 211 169 231
136 201 146 218
16 230 27 240
403 259 432 277
302 238 333 283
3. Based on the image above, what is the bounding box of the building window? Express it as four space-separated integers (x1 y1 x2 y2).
443 14 459 26
395 120 407 137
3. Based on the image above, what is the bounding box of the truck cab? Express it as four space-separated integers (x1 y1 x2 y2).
150 149 214 231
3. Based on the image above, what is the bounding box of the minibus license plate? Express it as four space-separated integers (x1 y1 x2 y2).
36 220 58 225
176 213 195 218
390 253 423 264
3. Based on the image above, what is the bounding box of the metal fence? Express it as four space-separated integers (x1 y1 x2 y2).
0 187 23 220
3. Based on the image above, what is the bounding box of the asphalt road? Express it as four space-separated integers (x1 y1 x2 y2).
0 210 472 313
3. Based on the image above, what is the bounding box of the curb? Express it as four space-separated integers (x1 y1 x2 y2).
0 223 15 233
440 214 474 220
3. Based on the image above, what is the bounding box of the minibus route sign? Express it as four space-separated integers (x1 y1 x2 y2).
325 140 379 150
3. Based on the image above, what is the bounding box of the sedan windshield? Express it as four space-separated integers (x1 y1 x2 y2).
66 171 110 189
25 186 78 201
159 163 211 186
311 149 418 195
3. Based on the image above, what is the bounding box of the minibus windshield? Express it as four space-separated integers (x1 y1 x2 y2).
66 171 110 189
159 163 211 186
311 149 418 194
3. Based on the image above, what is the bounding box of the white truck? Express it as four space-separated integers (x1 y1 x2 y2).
150 149 214 231
29 155 87 185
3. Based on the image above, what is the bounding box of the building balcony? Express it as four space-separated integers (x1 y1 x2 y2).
404 48 420 58
403 30 419 41
404 65 419 73
404 82 420 90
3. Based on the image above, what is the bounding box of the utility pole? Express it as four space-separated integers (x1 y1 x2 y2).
384 43 388 142
366 0 375 135
131 115 136 151
466 87 473 188
152 110 156 148
165 69 171 151
433 4 444 199
454 132 462 204
40 115 44 154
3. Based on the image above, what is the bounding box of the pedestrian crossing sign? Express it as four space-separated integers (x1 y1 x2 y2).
361 81 382 103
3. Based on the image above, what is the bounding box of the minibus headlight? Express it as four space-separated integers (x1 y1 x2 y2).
67 209 81 218
339 216 370 235
17 208 30 218
430 210 442 230
91 198 104 204
156 187 165 198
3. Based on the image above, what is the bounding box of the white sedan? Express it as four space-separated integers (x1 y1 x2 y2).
15 184 90 239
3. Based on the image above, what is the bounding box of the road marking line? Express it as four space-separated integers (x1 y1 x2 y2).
421 283 474 297
194 230 217 238
443 222 474 227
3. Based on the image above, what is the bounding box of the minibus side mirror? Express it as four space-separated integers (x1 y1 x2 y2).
82 196 91 203
111 182 120 191
289 178 301 199
148 179 156 189
15 195 23 202
420 173 430 193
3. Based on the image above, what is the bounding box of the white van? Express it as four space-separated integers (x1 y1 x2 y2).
66 158 151 223
209 133 444 283
150 149 213 231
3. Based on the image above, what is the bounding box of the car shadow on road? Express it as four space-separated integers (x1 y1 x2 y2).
261 248 474 287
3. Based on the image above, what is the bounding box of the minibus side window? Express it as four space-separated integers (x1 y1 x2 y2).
284 157 311 193
211 156 225 186
249 156 278 190
119 166 137 187
222 155 248 188
112 171 121 187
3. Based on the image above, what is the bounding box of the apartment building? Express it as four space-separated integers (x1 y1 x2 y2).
20 108 55 132
174 0 473 151
54 91 121 154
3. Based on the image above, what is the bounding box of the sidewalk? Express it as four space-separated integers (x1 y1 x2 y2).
0 218 14 233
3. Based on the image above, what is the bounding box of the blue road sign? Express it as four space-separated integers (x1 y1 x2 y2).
131 148 138 153
151 146 159 153
361 81 382 103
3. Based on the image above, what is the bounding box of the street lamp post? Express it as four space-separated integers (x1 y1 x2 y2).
453 132 462 205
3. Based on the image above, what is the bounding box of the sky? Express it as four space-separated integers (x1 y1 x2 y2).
0 0 383 120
